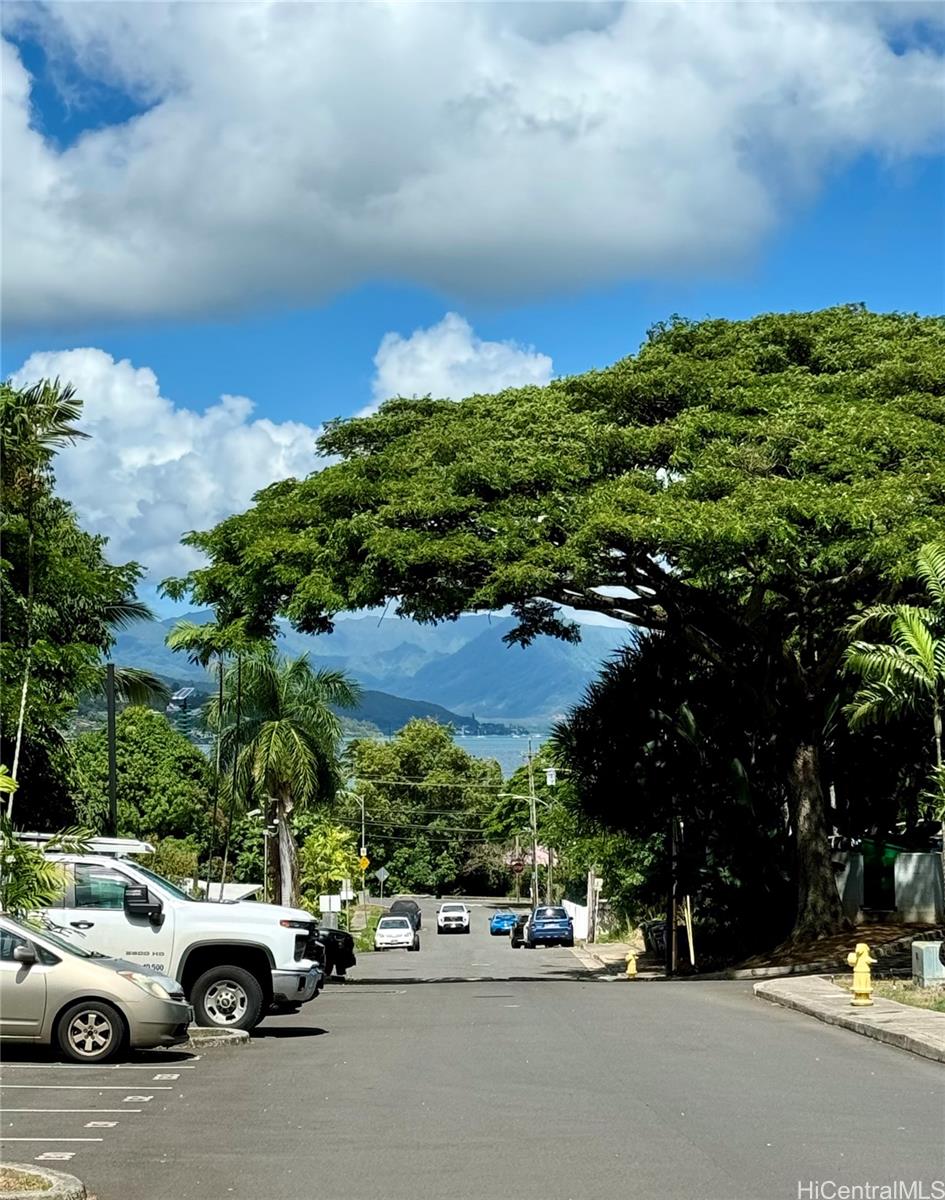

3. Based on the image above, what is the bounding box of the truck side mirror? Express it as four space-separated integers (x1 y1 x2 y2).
13 943 37 966
124 885 163 923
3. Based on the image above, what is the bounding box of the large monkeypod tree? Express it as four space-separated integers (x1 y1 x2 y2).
167 306 945 939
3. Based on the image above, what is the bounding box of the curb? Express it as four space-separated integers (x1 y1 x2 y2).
0 1163 86 1200
184 1026 251 1048
754 976 945 1064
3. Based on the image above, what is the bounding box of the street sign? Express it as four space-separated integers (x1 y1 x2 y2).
374 866 389 883
545 768 557 786
358 855 370 871
340 879 355 901
511 859 525 874
319 894 341 913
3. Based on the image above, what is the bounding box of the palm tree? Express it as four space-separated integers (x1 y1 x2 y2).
844 542 945 769
1 380 88 795
207 651 359 907
844 541 945 875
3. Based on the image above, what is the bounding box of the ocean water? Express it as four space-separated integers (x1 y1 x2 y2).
453 734 540 777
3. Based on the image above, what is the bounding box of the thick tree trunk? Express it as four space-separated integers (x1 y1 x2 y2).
788 739 846 941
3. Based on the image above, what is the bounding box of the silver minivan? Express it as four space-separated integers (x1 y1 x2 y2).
0 914 192 1062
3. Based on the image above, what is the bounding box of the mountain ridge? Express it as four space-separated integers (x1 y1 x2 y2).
114 609 630 720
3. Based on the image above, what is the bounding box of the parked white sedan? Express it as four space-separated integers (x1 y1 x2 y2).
374 916 420 952
436 903 471 934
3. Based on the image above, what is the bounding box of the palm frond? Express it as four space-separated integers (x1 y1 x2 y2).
103 597 153 631
916 541 945 609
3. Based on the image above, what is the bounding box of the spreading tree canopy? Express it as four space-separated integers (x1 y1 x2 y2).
168 306 945 937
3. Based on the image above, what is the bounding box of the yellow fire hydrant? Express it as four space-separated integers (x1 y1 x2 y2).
626 952 638 979
846 942 877 1006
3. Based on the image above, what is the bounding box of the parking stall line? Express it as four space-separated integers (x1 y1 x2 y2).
84 1121 117 1128
0 1063 197 1070
0 1084 171 1092
1 1108 141 1113
1 1137 105 1143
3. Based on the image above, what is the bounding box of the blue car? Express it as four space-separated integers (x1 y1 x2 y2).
489 910 518 936
526 906 574 948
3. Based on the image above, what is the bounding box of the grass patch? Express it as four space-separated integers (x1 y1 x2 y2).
353 905 385 953
0 1167 53 1192
870 979 945 1013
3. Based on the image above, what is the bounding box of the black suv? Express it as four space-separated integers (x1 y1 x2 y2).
388 898 422 930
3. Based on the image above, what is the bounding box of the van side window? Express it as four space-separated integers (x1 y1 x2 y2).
73 864 132 910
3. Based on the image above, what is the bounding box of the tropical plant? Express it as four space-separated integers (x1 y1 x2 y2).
0 816 89 914
845 542 945 769
72 707 215 840
298 816 360 909
845 541 945 871
205 650 359 907
343 719 501 895
1 379 161 826
1 380 88 795
167 307 945 938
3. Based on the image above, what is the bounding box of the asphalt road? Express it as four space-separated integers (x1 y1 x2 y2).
3 899 943 1200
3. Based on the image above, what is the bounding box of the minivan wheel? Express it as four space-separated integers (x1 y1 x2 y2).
192 965 263 1031
57 1000 125 1064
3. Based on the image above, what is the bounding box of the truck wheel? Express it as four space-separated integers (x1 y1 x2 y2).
192 965 263 1031
57 1000 126 1064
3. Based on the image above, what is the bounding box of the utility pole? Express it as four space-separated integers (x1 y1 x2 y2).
106 663 118 837
359 790 367 911
513 835 521 901
527 740 539 908
546 847 553 904
586 866 597 943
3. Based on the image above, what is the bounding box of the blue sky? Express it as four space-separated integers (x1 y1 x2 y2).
3 2 944 597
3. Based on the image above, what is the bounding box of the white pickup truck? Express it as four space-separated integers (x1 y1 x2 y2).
34 852 323 1031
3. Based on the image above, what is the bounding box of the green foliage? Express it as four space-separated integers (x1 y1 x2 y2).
136 837 201 887
345 719 502 895
72 707 215 840
845 541 945 753
298 815 360 908
0 817 89 914
1 379 155 828
201 647 359 906
166 307 945 938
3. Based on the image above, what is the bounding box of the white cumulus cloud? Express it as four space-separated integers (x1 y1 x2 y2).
3 2 943 328
11 314 553 577
11 349 320 582
371 313 553 409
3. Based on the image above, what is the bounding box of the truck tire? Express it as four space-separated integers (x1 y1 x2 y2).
192 965 263 1031
56 1000 126 1064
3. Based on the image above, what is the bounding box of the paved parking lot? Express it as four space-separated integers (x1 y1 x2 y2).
0 1047 202 1172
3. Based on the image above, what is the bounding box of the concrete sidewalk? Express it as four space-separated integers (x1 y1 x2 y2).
755 974 945 1064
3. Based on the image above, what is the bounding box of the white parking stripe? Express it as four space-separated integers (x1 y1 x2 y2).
1 1137 105 1143
152 1073 179 1080
123 1095 153 1102
85 1121 117 1128
0 1063 196 1070
2 1108 141 1113
36 1152 75 1161
0 1084 172 1090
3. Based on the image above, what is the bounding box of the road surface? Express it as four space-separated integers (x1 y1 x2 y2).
3 898 943 1200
